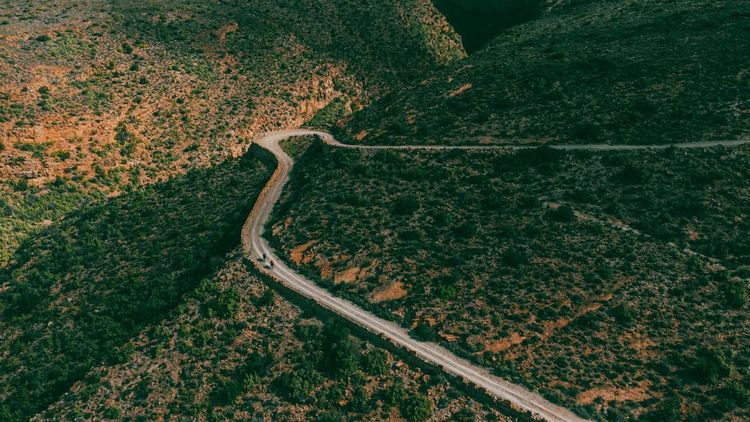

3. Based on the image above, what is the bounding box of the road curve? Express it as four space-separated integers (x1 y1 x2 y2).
241 129 749 422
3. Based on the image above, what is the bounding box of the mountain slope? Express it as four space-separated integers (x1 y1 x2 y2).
0 0 463 263
340 0 749 146
270 139 750 421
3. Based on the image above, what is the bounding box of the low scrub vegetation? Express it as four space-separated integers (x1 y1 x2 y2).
270 141 750 420
0 0 462 264
341 0 749 146
34 250 506 421
0 152 272 420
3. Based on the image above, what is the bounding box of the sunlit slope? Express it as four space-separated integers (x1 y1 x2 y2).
0 0 463 263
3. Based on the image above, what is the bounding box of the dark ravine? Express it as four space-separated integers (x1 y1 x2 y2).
433 0 541 53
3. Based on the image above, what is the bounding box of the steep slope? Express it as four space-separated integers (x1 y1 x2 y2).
0 150 273 420
0 1 470 420
340 0 749 146
434 0 541 53
0 0 463 263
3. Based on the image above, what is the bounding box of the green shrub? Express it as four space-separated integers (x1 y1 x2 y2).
210 377 243 406
689 348 733 384
362 349 389 376
613 164 646 185
570 122 602 141
321 322 359 378
393 195 420 215
723 278 747 308
453 221 477 238
400 393 432 422
411 322 439 342
547 205 576 223
273 368 323 403
502 249 529 268
610 303 636 326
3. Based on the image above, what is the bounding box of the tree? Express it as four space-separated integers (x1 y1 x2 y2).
453 221 477 238
610 303 636 326
274 368 323 403
321 322 359 378
690 348 733 384
347 385 370 413
400 393 432 422
724 278 747 308
393 195 420 216
547 205 576 223
382 381 407 409
362 349 389 376
411 322 439 342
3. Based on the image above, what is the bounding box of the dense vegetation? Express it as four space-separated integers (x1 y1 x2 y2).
0 0 462 263
342 0 749 146
36 250 506 421
0 151 273 420
271 141 749 420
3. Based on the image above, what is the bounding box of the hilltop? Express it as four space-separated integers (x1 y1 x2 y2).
339 0 749 146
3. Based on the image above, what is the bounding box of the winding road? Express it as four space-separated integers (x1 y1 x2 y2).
241 129 748 422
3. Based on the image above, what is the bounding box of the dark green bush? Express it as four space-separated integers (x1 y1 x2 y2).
547 205 576 223
393 195 420 215
689 348 733 384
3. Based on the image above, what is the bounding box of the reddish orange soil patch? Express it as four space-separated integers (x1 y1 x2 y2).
317 259 333 280
447 83 472 97
355 130 368 141
542 317 571 340
576 380 654 405
217 22 238 43
440 333 459 342
687 224 700 241
371 281 408 303
334 266 361 285
289 240 318 265
485 332 525 353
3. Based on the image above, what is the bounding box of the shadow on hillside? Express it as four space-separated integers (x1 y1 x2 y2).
109 0 457 89
433 0 541 53
0 146 274 421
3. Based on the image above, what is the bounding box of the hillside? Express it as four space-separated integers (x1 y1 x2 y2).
270 139 749 420
0 0 463 263
339 0 749 146
4 0 748 420
0 144 508 421
0 1 469 419
0 149 273 420
34 249 507 422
